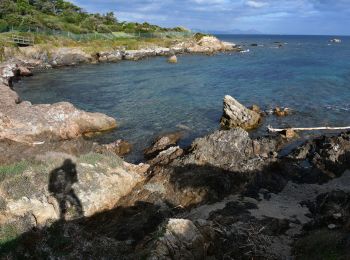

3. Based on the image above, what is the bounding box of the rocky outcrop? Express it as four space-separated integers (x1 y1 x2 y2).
144 132 183 159
95 139 132 157
123 47 173 61
0 152 147 227
50 48 92 67
97 50 123 63
148 146 184 166
0 101 117 143
220 95 261 130
3 129 350 259
181 128 280 172
179 35 237 53
0 64 117 144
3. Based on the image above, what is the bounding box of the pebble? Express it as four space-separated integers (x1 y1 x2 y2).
328 224 337 230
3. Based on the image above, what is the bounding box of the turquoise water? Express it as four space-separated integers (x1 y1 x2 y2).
15 35 350 162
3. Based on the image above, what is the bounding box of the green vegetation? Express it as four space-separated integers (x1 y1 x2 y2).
0 0 189 34
0 161 29 181
193 32 209 41
0 223 20 247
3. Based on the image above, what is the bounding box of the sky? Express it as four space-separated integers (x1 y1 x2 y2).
70 0 350 35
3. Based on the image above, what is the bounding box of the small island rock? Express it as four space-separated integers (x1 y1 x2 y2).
168 55 178 63
220 95 261 130
274 107 291 117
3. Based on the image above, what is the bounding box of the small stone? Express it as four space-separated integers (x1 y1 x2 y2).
274 107 291 117
250 104 261 114
328 224 337 230
282 129 297 139
168 55 178 63
333 213 342 219
261 153 268 158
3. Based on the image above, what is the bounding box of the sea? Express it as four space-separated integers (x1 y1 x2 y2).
14 35 350 162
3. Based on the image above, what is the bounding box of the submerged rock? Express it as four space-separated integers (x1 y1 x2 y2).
220 95 261 130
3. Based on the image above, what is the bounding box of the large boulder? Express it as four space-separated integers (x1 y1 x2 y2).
50 48 91 67
98 51 123 63
220 95 261 130
0 101 117 143
181 128 278 172
0 64 117 144
0 152 146 227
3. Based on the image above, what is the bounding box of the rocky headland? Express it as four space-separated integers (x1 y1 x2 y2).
0 37 349 259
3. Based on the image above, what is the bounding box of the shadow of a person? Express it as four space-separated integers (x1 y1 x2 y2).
48 159 83 220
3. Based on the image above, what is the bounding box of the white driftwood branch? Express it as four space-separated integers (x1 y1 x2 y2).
267 125 350 132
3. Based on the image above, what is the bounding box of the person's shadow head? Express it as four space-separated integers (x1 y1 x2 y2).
49 159 83 221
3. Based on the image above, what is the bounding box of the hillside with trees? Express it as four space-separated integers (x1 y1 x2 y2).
0 0 188 34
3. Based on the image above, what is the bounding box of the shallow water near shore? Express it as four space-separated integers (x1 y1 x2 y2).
15 35 350 162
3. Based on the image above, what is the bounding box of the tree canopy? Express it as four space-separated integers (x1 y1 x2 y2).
0 0 187 33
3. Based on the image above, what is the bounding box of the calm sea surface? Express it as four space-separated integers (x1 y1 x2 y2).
15 35 350 162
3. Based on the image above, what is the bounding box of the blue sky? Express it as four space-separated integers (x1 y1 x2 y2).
70 0 350 35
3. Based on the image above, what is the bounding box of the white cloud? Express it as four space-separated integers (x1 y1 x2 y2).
246 0 268 8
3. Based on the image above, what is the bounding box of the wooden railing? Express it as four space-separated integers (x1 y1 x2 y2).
8 35 35 46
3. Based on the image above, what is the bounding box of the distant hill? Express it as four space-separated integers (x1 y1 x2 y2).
0 0 188 34
192 28 262 35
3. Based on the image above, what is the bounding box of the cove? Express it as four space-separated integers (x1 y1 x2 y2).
14 35 350 162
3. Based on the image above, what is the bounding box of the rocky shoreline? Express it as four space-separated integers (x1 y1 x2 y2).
3 35 239 69
1 36 350 259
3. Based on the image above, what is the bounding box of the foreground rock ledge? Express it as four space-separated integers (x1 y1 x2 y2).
220 95 261 130
0 64 117 143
